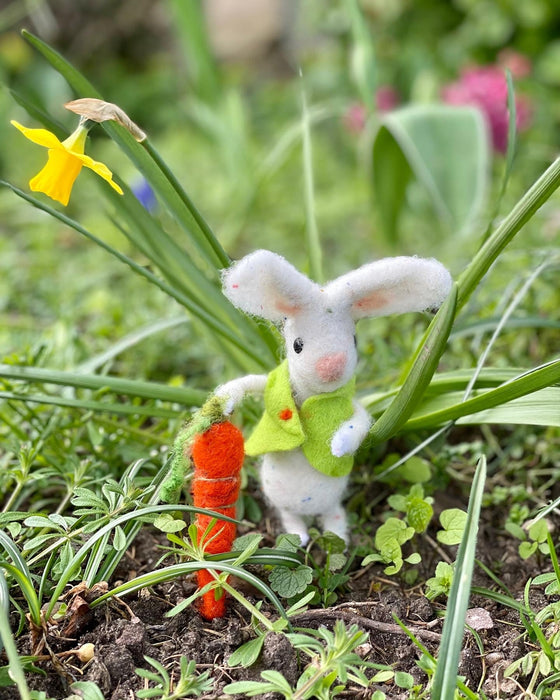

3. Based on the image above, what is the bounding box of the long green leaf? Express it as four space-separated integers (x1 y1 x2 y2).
0 532 41 626
2 182 271 367
90 560 289 623
373 106 489 241
301 80 323 283
166 0 222 104
21 29 229 270
206 549 302 568
0 531 32 581
456 387 560 427
401 386 560 428
0 390 180 418
0 562 42 626
457 155 560 310
77 316 188 374
0 603 31 700
0 364 206 404
45 504 237 619
367 284 457 444
362 367 531 413
404 360 560 429
431 455 486 699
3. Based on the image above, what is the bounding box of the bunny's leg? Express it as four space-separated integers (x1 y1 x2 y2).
277 510 310 546
261 451 350 546
319 504 349 544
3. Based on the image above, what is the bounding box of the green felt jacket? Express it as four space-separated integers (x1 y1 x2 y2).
244 360 356 477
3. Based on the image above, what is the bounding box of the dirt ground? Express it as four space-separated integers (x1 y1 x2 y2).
0 498 552 700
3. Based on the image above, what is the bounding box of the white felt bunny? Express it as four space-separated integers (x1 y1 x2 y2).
216 250 452 545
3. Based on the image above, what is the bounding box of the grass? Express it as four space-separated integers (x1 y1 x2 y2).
1 4 560 698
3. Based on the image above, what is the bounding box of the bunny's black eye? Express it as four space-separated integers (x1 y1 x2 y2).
354 334 358 348
293 337 304 354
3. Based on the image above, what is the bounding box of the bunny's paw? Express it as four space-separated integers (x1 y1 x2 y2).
331 427 359 457
214 381 244 415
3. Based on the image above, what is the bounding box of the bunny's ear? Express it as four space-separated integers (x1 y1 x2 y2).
326 256 452 320
222 250 318 322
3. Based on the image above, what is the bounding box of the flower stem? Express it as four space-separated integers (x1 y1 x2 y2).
142 138 230 269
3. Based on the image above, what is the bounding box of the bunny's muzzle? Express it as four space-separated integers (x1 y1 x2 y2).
315 352 347 383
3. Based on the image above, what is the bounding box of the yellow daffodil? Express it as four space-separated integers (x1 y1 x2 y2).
11 120 123 206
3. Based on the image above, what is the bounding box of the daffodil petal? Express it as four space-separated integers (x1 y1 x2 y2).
12 119 123 201
29 149 83 206
79 153 124 194
11 120 64 150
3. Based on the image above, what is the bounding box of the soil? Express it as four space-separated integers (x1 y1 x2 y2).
0 491 555 700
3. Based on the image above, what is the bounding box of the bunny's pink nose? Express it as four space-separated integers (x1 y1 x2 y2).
315 352 347 383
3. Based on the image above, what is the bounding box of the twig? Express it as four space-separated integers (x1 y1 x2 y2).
292 608 442 643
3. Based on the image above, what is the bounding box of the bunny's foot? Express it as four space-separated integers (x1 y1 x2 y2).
319 505 349 545
278 510 310 547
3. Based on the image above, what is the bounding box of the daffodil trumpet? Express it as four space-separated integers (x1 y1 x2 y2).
11 118 123 206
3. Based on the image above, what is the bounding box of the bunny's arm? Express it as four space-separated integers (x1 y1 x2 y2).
215 374 268 415
330 400 372 458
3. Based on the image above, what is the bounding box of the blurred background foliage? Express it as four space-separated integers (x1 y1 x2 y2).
0 0 558 392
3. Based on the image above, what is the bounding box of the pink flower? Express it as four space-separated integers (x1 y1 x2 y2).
442 65 531 153
342 86 400 134
343 103 367 134
498 49 532 79
375 85 400 112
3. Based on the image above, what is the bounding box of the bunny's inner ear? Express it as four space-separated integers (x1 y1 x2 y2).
222 249 317 322
326 256 452 320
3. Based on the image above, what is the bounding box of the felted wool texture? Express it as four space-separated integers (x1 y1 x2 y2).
189 421 244 619
223 249 452 327
197 568 226 620
161 395 230 503
191 421 244 478
223 249 322 323
245 361 356 477
324 256 453 320
283 305 358 403
218 248 452 545
192 475 241 509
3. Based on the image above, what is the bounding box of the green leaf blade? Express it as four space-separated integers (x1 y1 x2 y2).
367 283 458 444
431 456 487 698
373 105 489 242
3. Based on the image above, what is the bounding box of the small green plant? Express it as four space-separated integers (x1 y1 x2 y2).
436 508 467 546
362 484 433 576
93 525 303 634
225 620 387 698
227 591 315 669
507 516 552 560
425 561 455 600
266 533 314 601
135 656 213 699
362 516 418 575
503 591 560 695
302 530 350 607
497 529 560 695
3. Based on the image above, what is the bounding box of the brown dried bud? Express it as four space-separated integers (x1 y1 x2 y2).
65 98 146 142
75 642 95 663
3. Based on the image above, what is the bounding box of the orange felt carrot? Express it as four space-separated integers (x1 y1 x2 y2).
190 420 244 619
